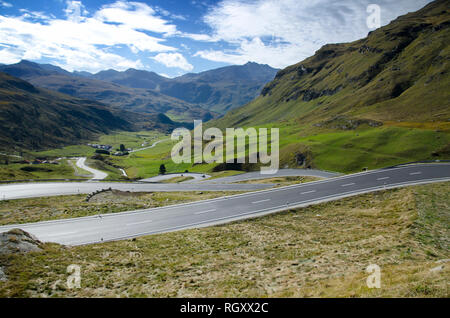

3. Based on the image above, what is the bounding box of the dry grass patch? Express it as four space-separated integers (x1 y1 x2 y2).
0 182 448 297
0 191 245 226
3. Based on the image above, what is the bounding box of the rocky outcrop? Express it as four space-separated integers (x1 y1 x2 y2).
0 266 7 282
283 86 343 103
0 229 42 255
314 116 383 130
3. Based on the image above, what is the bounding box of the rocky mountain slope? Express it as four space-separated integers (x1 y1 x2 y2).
157 62 279 114
210 0 450 172
215 0 449 128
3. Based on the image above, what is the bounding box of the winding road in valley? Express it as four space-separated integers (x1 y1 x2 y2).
71 139 167 181
129 139 166 153
0 163 448 246
75 157 108 180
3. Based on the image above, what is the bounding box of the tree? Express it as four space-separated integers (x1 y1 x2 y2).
120 144 126 152
95 149 110 155
159 164 166 175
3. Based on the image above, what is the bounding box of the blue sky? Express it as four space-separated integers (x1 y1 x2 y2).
0 0 433 77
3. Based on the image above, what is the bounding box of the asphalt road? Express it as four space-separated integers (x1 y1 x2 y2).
0 164 448 246
76 157 108 180
0 182 272 200
192 169 340 184
140 173 211 183
129 139 166 153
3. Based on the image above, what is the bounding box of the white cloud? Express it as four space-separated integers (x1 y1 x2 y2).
19 9 53 21
153 53 194 71
65 1 89 23
94 1 177 35
195 38 312 69
197 0 433 68
0 1 179 72
0 46 19 64
0 1 12 8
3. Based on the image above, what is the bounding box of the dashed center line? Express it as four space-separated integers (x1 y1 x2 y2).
300 190 316 194
409 172 422 175
252 199 271 204
377 177 390 181
341 183 356 187
194 209 217 215
126 220 153 227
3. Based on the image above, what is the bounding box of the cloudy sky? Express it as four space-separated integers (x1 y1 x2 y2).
0 0 433 77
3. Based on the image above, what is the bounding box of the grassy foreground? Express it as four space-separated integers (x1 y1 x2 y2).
0 160 87 181
0 182 448 297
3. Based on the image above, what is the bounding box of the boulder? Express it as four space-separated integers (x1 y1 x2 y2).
0 229 42 255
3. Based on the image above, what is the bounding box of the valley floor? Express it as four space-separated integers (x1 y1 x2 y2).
0 182 448 297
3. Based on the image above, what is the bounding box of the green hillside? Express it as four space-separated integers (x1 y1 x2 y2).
210 0 450 173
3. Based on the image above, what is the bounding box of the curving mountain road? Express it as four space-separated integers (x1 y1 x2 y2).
76 157 108 180
140 173 211 183
189 169 340 184
129 139 166 153
0 164 448 246
0 182 272 200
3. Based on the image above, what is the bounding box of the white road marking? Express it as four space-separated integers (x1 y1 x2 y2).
409 172 422 175
301 190 316 194
252 199 271 204
126 220 153 227
194 209 217 215
44 231 78 237
341 183 356 187
377 177 390 180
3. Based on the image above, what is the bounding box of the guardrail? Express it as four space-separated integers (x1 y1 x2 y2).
382 160 450 169
0 178 144 184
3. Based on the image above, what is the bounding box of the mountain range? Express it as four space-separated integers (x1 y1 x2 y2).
0 72 182 150
0 61 278 118
0 0 448 168
0 59 277 150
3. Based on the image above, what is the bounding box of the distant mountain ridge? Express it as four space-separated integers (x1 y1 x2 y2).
158 62 279 114
0 60 278 117
85 61 279 114
0 60 212 121
91 68 168 90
